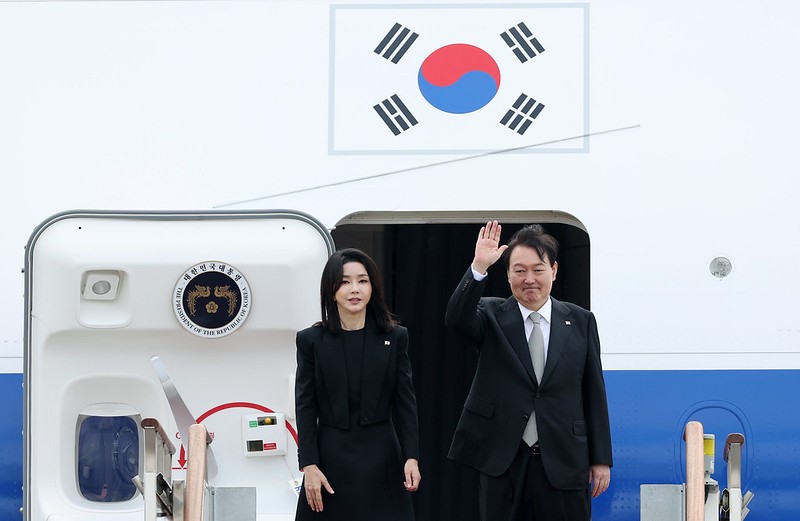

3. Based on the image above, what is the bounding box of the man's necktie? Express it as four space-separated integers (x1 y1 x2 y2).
522 311 544 446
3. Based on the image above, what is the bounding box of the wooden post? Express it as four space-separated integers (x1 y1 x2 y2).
684 421 704 521
184 423 211 521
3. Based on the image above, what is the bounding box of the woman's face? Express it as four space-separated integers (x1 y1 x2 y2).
335 261 372 318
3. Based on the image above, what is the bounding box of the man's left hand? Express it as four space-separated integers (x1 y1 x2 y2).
589 464 610 497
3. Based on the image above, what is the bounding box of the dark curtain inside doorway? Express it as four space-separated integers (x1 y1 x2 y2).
332 222 589 521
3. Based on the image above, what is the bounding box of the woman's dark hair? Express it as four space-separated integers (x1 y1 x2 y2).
318 248 396 334
503 224 559 267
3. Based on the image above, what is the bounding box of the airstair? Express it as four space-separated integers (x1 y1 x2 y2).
641 421 754 521
23 211 333 521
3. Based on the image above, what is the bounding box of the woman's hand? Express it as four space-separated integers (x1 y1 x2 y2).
403 458 421 492
302 464 334 512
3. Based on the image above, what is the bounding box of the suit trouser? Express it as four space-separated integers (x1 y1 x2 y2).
478 443 591 521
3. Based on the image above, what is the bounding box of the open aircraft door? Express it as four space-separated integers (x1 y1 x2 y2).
23 211 334 521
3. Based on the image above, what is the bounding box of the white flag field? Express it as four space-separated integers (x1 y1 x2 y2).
328 4 588 154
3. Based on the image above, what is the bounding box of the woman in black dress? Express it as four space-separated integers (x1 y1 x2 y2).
294 248 420 520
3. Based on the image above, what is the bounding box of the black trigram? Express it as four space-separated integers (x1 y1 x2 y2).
500 22 545 63
374 23 419 64
374 95 418 136
500 94 545 135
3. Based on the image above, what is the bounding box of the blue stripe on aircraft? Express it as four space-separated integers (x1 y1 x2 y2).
596 369 800 521
0 373 22 519
1 370 796 520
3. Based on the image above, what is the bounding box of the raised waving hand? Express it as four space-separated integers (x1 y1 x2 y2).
472 220 508 274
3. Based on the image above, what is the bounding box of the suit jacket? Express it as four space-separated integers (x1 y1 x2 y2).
445 268 612 490
294 323 419 470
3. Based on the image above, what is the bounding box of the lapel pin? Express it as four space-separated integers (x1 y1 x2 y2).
565 320 571 326
384 340 391 346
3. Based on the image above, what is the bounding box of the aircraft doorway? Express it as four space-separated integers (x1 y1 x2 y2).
331 216 590 521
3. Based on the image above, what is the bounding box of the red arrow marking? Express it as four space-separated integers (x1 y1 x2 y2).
173 401 298 469
178 447 187 468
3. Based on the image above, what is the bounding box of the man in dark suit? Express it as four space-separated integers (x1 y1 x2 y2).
445 221 612 521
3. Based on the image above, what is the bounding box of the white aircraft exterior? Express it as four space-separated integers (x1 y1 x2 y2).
1 1 798 520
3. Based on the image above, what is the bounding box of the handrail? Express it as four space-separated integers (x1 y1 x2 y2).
724 433 745 462
141 418 176 456
184 423 211 521
140 418 177 521
684 421 704 521
725 432 745 491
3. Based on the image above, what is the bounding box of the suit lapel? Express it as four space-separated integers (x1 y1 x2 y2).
316 331 349 427
542 298 573 383
497 297 537 384
360 326 393 420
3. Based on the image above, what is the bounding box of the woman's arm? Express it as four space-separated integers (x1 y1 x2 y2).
295 329 321 469
392 327 420 465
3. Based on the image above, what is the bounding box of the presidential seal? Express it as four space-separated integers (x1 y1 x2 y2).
174 261 251 338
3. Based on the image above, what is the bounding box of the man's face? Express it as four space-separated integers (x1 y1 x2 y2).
507 245 558 311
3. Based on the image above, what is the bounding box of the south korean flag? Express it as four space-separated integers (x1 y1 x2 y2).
329 4 588 155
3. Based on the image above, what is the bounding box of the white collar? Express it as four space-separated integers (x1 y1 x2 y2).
518 297 552 324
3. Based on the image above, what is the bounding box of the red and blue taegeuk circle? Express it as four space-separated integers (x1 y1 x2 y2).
418 44 501 114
